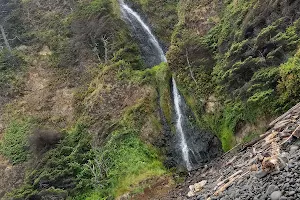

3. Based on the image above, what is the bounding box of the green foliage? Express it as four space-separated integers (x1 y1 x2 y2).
76 0 113 18
154 63 172 123
278 49 300 109
76 62 168 198
169 0 300 151
0 119 33 164
9 124 95 199
0 51 26 96
85 130 165 199
117 62 172 123
201 100 263 151
111 30 144 70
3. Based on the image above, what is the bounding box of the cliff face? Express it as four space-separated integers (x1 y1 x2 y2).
167 0 300 151
0 0 300 199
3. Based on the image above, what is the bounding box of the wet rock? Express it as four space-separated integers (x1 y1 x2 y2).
279 196 287 200
270 191 282 200
290 145 299 154
283 183 290 189
255 170 268 178
287 191 295 196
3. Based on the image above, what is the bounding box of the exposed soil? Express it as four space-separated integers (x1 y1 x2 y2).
131 176 175 200
0 155 25 199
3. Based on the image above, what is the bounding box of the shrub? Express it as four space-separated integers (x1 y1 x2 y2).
8 124 95 199
85 129 165 199
278 49 300 109
29 128 63 154
0 119 33 164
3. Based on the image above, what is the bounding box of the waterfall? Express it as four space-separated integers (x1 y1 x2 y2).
119 0 166 67
172 78 192 171
119 1 202 171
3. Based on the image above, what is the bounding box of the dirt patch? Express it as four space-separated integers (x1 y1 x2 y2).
184 0 222 36
83 68 155 143
0 155 25 199
4 55 77 129
235 117 271 143
51 88 75 126
132 176 174 200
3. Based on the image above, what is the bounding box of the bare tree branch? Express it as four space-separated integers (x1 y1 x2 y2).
0 25 12 52
101 35 109 64
185 48 197 85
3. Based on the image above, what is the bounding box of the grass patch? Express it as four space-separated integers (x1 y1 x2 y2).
82 129 166 199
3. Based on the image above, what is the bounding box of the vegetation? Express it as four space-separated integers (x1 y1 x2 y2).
2 0 300 199
8 124 94 199
168 0 300 150
84 129 165 199
0 119 34 164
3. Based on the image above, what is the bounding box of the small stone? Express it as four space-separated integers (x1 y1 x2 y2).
278 157 288 170
196 195 205 200
250 164 258 171
267 185 279 195
279 196 287 200
287 172 293 178
288 191 296 196
270 191 282 200
279 132 290 138
290 145 299 153
255 170 268 178
194 180 207 192
187 190 195 197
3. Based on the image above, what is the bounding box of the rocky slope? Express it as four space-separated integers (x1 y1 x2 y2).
164 103 300 200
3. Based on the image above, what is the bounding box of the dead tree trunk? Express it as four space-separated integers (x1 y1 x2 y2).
101 35 109 64
185 48 197 85
0 25 12 52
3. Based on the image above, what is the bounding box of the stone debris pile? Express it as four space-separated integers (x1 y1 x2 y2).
165 103 300 200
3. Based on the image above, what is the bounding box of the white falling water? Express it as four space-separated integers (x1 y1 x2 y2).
172 78 192 171
119 1 192 170
119 0 167 63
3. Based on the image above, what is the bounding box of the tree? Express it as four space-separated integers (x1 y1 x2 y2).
0 0 21 52
0 24 11 52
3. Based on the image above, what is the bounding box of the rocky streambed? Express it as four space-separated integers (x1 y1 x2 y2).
163 103 300 200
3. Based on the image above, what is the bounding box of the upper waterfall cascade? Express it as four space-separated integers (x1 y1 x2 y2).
119 0 166 67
